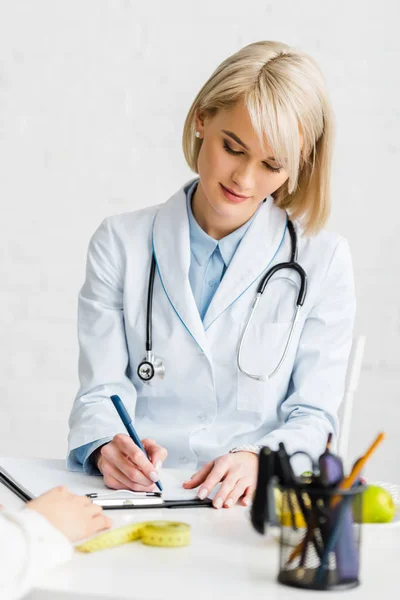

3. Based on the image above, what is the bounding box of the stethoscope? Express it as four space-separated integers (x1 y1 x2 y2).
137 219 307 384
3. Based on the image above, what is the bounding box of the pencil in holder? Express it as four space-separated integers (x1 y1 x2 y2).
277 483 365 591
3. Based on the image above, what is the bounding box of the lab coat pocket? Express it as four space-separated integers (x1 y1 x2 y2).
136 377 178 422
237 322 292 413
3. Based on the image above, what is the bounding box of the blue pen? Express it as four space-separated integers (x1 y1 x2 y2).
110 395 163 492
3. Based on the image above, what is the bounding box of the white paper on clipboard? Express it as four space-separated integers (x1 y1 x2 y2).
0 457 202 505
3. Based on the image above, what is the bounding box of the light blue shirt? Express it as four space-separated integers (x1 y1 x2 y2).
187 180 257 320
73 180 259 472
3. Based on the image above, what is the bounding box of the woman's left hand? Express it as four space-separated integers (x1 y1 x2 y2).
182 451 258 509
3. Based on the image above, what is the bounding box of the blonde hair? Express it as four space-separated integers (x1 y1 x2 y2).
182 41 334 235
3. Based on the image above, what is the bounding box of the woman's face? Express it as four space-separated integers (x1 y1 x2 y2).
194 100 291 231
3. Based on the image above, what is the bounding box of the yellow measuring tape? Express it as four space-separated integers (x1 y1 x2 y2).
75 520 190 553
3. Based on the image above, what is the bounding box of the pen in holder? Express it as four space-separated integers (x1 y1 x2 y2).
277 482 364 591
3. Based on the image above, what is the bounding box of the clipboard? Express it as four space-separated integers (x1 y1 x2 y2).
0 458 213 510
0 466 32 503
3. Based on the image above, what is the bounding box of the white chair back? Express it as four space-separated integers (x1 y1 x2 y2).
338 335 367 462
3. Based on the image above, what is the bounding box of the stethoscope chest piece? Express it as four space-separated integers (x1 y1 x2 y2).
137 352 166 383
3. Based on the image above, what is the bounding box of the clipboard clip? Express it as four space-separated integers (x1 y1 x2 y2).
85 489 162 499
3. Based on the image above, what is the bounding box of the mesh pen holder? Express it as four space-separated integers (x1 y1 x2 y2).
277 484 364 591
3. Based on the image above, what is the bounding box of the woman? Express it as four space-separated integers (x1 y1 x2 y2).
68 41 355 509
0 487 111 599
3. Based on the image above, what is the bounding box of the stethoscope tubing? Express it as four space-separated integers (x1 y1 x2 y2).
138 217 307 383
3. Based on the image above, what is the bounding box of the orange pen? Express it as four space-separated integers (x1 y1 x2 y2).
330 432 385 509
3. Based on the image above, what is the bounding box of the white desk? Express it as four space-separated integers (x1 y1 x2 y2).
0 460 398 600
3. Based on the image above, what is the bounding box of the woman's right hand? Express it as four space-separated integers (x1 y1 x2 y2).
26 486 112 542
94 434 167 492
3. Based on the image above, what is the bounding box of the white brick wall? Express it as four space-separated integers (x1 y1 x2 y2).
1 0 399 483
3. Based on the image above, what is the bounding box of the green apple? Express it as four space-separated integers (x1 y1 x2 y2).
354 485 396 523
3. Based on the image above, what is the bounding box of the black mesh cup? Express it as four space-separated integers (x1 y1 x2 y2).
277 484 364 591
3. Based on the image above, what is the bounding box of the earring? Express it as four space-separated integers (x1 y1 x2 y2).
195 131 201 138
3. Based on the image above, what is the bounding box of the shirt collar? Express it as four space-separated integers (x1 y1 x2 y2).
218 212 257 267
186 179 262 267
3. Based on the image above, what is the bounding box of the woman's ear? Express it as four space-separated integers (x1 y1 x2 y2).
195 110 206 139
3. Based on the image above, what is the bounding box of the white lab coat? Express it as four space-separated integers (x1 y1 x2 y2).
0 509 72 600
68 179 355 471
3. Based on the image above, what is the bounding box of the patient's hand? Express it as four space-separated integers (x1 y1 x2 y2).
27 486 112 542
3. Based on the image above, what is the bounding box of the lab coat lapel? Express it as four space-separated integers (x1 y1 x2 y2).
152 183 211 358
202 198 287 330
